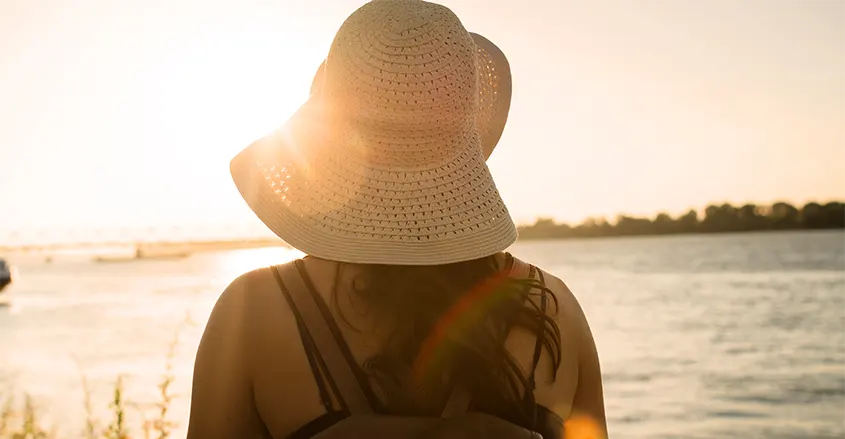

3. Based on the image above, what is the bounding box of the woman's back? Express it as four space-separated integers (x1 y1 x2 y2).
187 0 606 436
187 254 606 438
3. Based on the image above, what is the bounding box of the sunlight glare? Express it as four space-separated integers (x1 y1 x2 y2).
215 246 305 280
563 412 606 439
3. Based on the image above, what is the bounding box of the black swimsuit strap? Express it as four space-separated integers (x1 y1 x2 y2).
293 260 382 411
272 267 336 413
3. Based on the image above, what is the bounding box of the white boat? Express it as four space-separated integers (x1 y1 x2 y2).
0 258 12 294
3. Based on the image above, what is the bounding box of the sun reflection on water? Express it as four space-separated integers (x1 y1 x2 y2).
210 246 305 281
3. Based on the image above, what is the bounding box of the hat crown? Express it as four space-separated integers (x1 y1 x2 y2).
322 0 479 135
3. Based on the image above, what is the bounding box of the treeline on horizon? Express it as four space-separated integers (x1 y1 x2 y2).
517 201 845 240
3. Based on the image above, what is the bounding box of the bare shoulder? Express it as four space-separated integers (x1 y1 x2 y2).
209 263 300 322
187 265 289 438
194 261 320 391
219 265 281 302
197 264 295 370
530 264 607 436
533 267 592 336
211 263 304 354
189 261 316 438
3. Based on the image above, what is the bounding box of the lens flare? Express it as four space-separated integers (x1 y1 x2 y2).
411 264 515 383
563 412 606 439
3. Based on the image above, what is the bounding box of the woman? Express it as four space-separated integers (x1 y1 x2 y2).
187 0 606 438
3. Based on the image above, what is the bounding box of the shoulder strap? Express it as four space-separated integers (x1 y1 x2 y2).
272 267 335 413
274 262 374 415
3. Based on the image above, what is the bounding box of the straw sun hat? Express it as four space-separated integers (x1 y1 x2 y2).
231 0 515 265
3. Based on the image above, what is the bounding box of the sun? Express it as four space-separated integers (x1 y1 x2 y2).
110 25 328 235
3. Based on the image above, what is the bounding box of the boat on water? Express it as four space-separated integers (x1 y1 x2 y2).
0 258 13 294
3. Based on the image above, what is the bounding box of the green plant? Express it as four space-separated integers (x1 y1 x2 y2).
0 393 51 439
104 376 127 439
0 394 13 436
77 366 97 439
144 327 181 439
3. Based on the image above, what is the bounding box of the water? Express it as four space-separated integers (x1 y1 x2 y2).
1 231 843 438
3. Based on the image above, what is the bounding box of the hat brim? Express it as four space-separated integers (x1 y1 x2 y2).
470 32 512 160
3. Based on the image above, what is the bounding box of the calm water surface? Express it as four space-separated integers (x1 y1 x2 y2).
1 231 843 438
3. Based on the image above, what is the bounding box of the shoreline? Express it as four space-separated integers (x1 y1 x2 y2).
1 228 842 258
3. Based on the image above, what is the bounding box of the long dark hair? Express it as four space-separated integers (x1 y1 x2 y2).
334 254 561 424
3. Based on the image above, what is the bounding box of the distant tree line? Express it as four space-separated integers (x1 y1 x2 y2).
517 201 845 240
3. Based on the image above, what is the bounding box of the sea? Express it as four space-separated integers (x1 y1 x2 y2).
1 231 843 439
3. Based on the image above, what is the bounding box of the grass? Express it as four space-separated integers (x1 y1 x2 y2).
0 376 163 439
0 316 192 439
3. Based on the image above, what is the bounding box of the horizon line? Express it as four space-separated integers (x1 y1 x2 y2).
1 198 842 246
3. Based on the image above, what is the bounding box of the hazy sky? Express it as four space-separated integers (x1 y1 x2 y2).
1 0 843 241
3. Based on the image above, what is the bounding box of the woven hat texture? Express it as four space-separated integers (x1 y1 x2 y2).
231 0 516 265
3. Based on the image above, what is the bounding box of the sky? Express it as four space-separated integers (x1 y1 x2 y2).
0 0 843 243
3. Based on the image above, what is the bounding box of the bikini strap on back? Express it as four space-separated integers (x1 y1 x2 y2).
274 262 374 415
